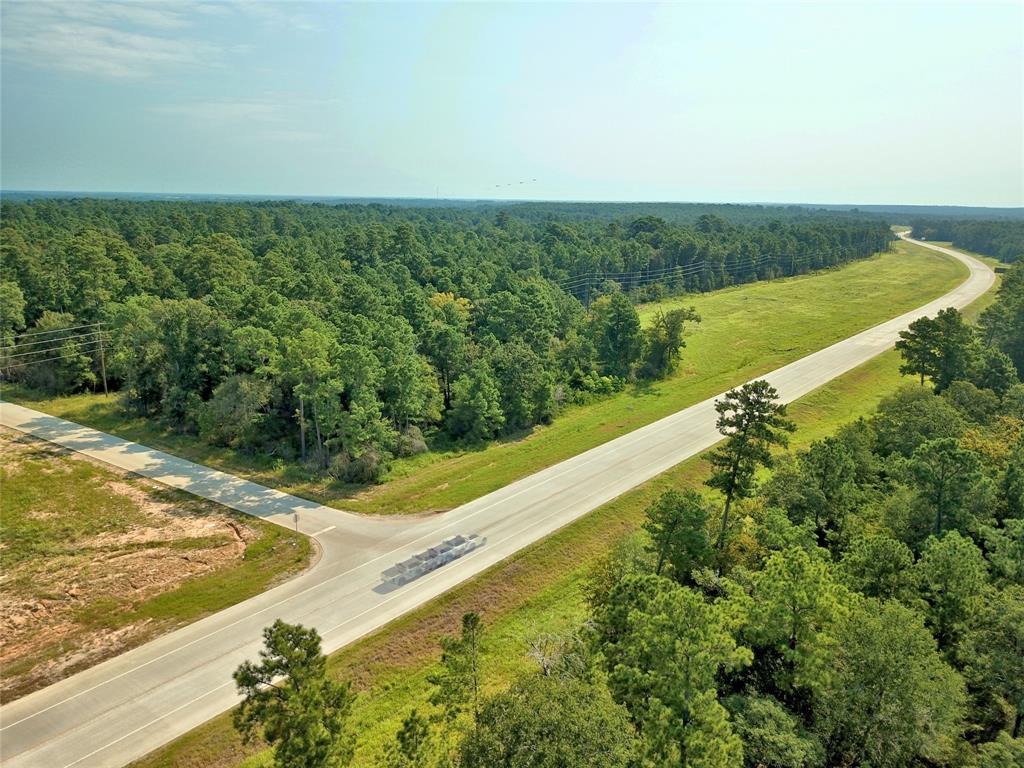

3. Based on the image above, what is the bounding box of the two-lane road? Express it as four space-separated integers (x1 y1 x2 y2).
0 235 994 768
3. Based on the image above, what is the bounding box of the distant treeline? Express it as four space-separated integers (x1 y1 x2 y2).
911 219 1024 263
0 199 891 481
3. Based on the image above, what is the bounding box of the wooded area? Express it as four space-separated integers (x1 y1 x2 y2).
235 264 1024 767
0 200 891 482
911 219 1024 264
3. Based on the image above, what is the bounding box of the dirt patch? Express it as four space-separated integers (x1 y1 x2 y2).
0 427 264 701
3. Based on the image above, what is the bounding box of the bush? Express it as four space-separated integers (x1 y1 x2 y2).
395 426 428 457
328 448 386 484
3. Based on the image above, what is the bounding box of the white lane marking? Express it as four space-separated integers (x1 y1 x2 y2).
59 683 232 768
0 240 992 742
0 261 979 736
0 404 665 734
50 478 621 768
310 526 336 537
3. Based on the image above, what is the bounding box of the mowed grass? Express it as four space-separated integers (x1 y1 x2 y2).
131 245 994 768
0 432 312 701
8 239 966 517
129 346 919 768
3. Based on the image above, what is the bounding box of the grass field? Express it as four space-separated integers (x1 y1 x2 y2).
130 243 993 768
129 346 920 768
7 239 967 517
0 430 312 702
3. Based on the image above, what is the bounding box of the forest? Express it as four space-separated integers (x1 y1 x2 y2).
910 219 1024 264
236 261 1024 768
0 199 891 482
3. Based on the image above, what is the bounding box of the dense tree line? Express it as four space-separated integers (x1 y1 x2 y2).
237 356 1024 767
0 199 890 482
226 275 1023 768
374 269 1021 767
897 263 1024 386
911 219 1024 264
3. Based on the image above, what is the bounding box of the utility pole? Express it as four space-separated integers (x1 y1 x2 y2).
98 325 109 396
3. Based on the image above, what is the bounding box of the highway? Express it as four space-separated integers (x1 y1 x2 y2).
0 235 994 768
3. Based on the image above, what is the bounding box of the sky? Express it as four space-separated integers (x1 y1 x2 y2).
1 1 1021 206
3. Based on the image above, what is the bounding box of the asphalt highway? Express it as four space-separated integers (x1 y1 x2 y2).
0 235 994 767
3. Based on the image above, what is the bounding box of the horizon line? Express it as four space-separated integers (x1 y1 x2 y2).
2 189 1022 210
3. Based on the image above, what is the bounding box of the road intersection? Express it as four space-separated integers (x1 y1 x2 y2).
0 235 994 767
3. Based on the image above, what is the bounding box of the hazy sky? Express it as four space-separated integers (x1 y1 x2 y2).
1 1 1021 205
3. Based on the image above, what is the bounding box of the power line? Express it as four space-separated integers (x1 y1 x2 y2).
3 334 110 359
5 329 109 352
12 321 106 339
554 254 767 286
553 251 825 292
1 342 104 369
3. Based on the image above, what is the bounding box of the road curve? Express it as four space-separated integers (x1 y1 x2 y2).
0 235 994 768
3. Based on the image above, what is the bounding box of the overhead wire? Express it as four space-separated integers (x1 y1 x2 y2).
4 328 109 352
11 321 106 339
553 251 825 292
3 333 111 359
1 341 105 369
553 251 814 286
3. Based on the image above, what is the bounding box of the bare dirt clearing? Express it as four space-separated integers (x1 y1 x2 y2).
0 427 310 702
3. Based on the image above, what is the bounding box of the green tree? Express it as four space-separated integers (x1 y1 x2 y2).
425 293 471 411
458 676 637 768
896 314 940 386
897 308 978 392
915 531 990 649
0 280 27 375
974 347 1019 397
976 733 1024 768
706 380 796 553
908 438 984 536
747 547 847 694
961 586 1024 738
447 360 505 441
198 374 272 450
233 620 355 768
979 263 1024 378
764 436 859 548
385 709 435 768
724 694 823 768
17 310 95 394
838 533 915 601
871 385 966 457
815 600 966 768
595 574 751 768
942 380 1001 425
981 520 1024 585
376 318 441 429
1003 439 1024 519
590 292 644 379
642 489 711 582
429 612 484 727
489 340 555 431
63 229 127 320
0 280 26 349
285 327 342 466
641 306 700 379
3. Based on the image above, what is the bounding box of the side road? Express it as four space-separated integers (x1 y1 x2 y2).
0 235 994 768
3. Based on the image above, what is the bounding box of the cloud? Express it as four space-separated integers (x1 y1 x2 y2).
233 0 319 32
153 99 283 124
151 95 334 142
1 1 220 80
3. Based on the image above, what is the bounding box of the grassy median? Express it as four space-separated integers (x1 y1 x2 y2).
131 243 992 768
9 239 966 517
